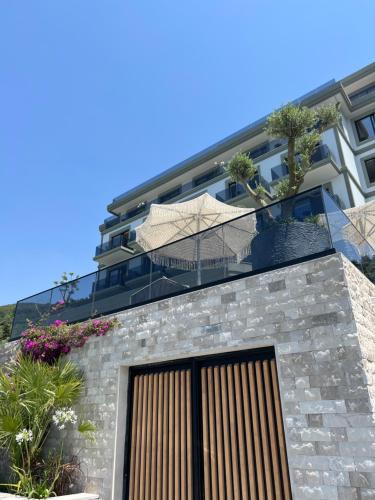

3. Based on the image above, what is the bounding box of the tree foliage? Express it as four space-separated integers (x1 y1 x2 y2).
226 153 269 207
227 102 341 207
0 304 15 341
266 102 341 198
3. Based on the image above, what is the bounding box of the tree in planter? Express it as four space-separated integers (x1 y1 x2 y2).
226 102 341 206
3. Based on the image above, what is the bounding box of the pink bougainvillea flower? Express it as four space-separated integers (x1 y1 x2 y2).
58 300 65 305
54 320 63 326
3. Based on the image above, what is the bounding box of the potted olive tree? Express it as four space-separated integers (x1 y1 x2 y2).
226 102 341 268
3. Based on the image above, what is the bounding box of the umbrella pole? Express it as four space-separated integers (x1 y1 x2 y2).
197 236 201 286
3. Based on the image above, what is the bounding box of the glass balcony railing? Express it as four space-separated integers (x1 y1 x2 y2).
216 174 271 203
271 144 331 181
104 166 227 229
349 84 375 105
11 187 375 340
95 231 136 256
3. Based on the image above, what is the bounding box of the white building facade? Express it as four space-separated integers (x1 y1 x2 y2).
95 62 375 268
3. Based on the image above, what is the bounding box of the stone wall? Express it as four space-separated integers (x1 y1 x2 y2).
2 253 375 500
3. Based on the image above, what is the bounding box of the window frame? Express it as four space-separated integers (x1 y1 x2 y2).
361 155 375 187
354 112 375 144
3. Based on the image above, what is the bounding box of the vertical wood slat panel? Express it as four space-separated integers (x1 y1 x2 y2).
207 367 219 500
240 363 257 500
186 370 193 500
248 361 266 500
156 373 163 500
168 371 174 500
213 367 225 500
174 371 181 499
181 370 187 500
139 374 149 500
220 365 234 500
201 367 212 500
255 360 275 499
162 372 169 500
145 374 153 500
133 374 145 500
150 374 159 500
234 363 250 500
128 369 192 500
271 359 292 500
227 363 241 500
127 355 291 500
128 375 139 500
263 360 283 500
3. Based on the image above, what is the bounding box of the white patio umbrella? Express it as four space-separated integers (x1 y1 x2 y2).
344 200 375 249
136 193 256 285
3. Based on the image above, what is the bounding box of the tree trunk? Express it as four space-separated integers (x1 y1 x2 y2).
286 138 297 197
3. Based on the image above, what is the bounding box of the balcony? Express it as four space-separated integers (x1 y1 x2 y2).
94 232 136 266
11 187 375 340
104 166 227 229
270 144 338 190
216 174 272 204
349 83 375 105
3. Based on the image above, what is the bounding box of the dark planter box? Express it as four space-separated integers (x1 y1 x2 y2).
251 221 331 270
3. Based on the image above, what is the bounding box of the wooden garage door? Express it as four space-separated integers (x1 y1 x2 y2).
127 369 193 500
124 349 291 500
200 359 291 500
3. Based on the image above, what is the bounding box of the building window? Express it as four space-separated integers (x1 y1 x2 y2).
108 268 121 287
364 157 375 184
193 167 221 187
355 113 375 142
158 186 182 203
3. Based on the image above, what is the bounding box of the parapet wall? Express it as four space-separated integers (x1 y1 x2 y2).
2 253 375 500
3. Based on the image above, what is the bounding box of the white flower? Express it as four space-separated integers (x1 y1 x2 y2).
52 407 78 430
15 429 33 445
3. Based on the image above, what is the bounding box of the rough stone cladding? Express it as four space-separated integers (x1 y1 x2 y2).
2 253 375 500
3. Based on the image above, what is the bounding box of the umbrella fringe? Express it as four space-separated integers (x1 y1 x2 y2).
150 241 252 270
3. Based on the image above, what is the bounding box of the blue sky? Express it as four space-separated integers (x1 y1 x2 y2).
1 0 374 305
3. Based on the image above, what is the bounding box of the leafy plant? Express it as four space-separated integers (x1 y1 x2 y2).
226 152 272 207
266 102 340 199
0 304 15 341
304 214 322 225
20 317 119 363
0 356 95 497
227 103 341 207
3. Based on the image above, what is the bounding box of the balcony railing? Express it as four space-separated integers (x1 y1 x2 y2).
216 174 272 203
95 231 136 256
104 166 227 229
11 187 375 340
271 144 331 181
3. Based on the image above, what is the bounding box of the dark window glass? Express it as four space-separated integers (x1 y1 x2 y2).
109 269 121 287
248 143 269 159
158 186 182 203
349 83 375 103
126 204 146 219
193 167 221 187
355 114 375 142
365 157 375 184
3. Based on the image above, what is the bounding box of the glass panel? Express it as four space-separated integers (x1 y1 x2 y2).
11 187 351 340
365 158 375 184
11 289 52 339
356 115 375 142
49 273 97 324
323 190 375 284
